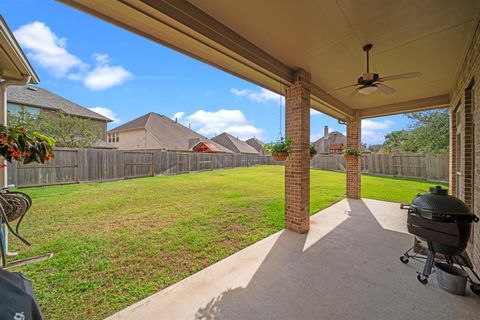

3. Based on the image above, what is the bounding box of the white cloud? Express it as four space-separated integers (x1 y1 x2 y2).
93 53 109 65
230 87 280 103
185 109 262 140
311 109 322 116
14 22 131 90
172 112 185 120
89 107 120 124
362 119 394 130
361 119 394 144
84 64 132 91
14 21 87 77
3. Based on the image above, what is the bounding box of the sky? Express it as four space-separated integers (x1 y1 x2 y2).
1 0 412 145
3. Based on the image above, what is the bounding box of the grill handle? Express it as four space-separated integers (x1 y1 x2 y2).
400 204 411 210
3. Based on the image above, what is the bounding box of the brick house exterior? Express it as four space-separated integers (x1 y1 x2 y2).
450 19 480 270
7 85 111 142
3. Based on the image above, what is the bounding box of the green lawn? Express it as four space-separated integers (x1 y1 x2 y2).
9 166 446 319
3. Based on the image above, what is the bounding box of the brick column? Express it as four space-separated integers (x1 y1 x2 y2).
463 88 474 209
449 108 457 196
285 69 310 233
346 111 361 199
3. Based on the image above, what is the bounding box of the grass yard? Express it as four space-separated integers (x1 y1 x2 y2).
9 166 446 319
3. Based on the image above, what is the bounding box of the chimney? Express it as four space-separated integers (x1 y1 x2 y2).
324 126 329 137
188 138 200 149
175 118 178 123
189 123 191 129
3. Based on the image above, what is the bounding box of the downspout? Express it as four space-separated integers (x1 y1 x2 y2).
0 75 31 258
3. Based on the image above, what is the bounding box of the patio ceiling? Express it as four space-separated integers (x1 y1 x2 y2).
60 0 479 120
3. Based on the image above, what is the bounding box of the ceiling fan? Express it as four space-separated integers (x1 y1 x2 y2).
331 43 421 96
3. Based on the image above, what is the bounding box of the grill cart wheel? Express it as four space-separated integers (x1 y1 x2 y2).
400 256 409 264
417 274 428 284
471 283 480 296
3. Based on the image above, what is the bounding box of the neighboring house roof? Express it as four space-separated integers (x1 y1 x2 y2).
109 112 233 153
191 141 221 153
7 85 111 122
313 131 370 153
212 132 259 154
246 137 268 154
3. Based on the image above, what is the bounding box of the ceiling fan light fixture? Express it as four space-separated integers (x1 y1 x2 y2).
358 85 378 95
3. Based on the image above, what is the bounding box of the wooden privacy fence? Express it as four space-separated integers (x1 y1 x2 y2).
7 148 281 188
311 153 449 182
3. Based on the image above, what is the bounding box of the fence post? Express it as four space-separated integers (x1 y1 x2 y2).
188 152 192 173
76 149 81 183
151 152 155 177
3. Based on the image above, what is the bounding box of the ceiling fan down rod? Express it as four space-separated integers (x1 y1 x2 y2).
363 43 373 74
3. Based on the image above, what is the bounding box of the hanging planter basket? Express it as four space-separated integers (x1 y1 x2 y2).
0 125 55 164
272 152 289 161
342 148 361 160
265 138 292 162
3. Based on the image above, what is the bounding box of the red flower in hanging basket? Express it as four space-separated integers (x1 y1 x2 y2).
0 125 55 165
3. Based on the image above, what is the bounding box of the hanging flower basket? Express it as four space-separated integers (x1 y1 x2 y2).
0 125 55 165
272 152 289 161
265 138 292 162
342 148 361 160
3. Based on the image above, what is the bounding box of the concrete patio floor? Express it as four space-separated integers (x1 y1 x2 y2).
107 199 480 320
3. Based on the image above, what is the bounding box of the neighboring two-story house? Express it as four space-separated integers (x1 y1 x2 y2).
7 85 112 142
313 126 370 154
107 112 232 152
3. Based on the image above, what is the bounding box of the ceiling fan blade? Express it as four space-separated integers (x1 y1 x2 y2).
377 83 396 94
328 83 359 93
379 72 421 82
347 88 358 97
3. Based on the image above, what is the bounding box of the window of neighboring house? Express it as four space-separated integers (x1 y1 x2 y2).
108 133 119 143
7 103 41 117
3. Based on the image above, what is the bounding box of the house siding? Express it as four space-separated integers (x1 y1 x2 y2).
109 129 149 150
450 18 480 270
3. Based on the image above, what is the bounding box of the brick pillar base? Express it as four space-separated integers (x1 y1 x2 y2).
346 111 361 199
285 69 310 233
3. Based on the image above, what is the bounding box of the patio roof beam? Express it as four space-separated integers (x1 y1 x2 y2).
359 94 450 118
0 16 39 84
59 0 355 120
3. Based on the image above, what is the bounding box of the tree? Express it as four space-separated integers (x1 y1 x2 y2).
8 111 102 148
383 109 449 154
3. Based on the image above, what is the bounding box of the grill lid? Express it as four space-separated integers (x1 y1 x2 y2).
411 186 473 219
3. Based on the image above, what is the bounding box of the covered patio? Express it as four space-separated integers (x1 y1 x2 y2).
58 0 480 317
107 199 480 319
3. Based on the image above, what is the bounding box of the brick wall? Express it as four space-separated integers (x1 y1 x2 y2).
450 18 480 270
285 69 311 233
346 111 361 199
